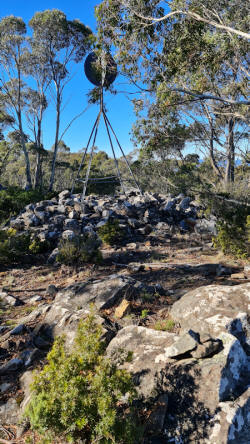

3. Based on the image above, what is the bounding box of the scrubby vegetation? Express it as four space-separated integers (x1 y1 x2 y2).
0 229 50 265
25 314 141 443
98 219 125 246
56 234 103 266
206 195 250 259
0 188 54 225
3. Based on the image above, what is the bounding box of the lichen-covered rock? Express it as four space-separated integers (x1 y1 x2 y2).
106 325 177 399
170 283 250 352
206 388 250 444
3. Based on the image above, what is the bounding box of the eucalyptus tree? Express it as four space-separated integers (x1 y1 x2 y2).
96 0 249 185
29 9 94 191
0 16 32 188
23 48 52 188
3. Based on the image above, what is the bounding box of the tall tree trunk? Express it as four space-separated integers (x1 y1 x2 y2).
49 91 61 191
17 64 32 190
225 118 235 185
17 113 32 189
209 125 223 180
34 118 42 189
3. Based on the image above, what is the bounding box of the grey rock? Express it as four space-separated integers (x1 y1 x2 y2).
51 214 66 228
64 218 80 233
170 283 250 350
24 213 41 227
207 388 250 444
62 229 76 240
0 357 23 375
0 292 23 307
29 294 43 303
58 189 71 201
23 348 40 367
96 219 108 228
68 209 78 219
0 382 11 393
107 325 177 399
145 394 168 434
10 324 26 335
0 398 19 424
163 199 176 212
47 247 59 264
179 197 191 210
47 284 58 297
191 339 222 358
162 333 197 358
10 218 25 231
195 218 217 235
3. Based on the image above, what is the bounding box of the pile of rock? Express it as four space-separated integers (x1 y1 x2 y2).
9 190 216 261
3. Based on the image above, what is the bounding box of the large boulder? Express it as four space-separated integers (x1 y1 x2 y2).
170 283 250 353
206 388 250 444
106 325 177 399
31 275 148 347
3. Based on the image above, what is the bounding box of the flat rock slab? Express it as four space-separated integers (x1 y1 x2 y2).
170 283 250 352
106 325 177 399
30 275 148 347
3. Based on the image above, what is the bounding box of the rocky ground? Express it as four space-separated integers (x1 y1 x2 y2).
0 191 249 443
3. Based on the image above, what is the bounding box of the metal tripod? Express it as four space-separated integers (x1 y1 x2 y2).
71 87 142 202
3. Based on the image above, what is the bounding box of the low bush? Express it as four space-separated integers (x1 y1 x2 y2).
0 230 51 265
0 187 54 225
153 319 175 332
213 215 249 259
25 314 141 443
0 229 30 265
29 237 50 254
208 195 249 259
98 219 125 245
56 233 103 265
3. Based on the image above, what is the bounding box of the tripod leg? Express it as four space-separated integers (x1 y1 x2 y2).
103 111 142 195
71 114 99 194
103 112 126 195
81 112 102 202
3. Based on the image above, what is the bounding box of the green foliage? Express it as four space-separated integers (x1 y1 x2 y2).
213 215 249 259
207 194 249 259
29 237 50 254
153 319 175 332
140 309 149 320
57 234 103 265
0 228 50 265
25 314 140 443
0 187 54 224
0 229 31 265
98 219 125 245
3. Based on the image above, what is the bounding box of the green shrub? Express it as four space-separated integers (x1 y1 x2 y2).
0 229 51 264
153 319 175 332
57 234 102 266
0 229 31 265
98 219 125 245
140 309 149 319
0 187 54 224
25 314 141 443
29 237 50 254
211 199 249 259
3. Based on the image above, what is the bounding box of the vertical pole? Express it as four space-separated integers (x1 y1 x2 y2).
103 111 142 194
71 114 99 194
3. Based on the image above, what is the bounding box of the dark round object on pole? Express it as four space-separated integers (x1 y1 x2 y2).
84 52 117 87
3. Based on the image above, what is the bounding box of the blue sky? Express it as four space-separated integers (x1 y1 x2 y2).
0 0 138 155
